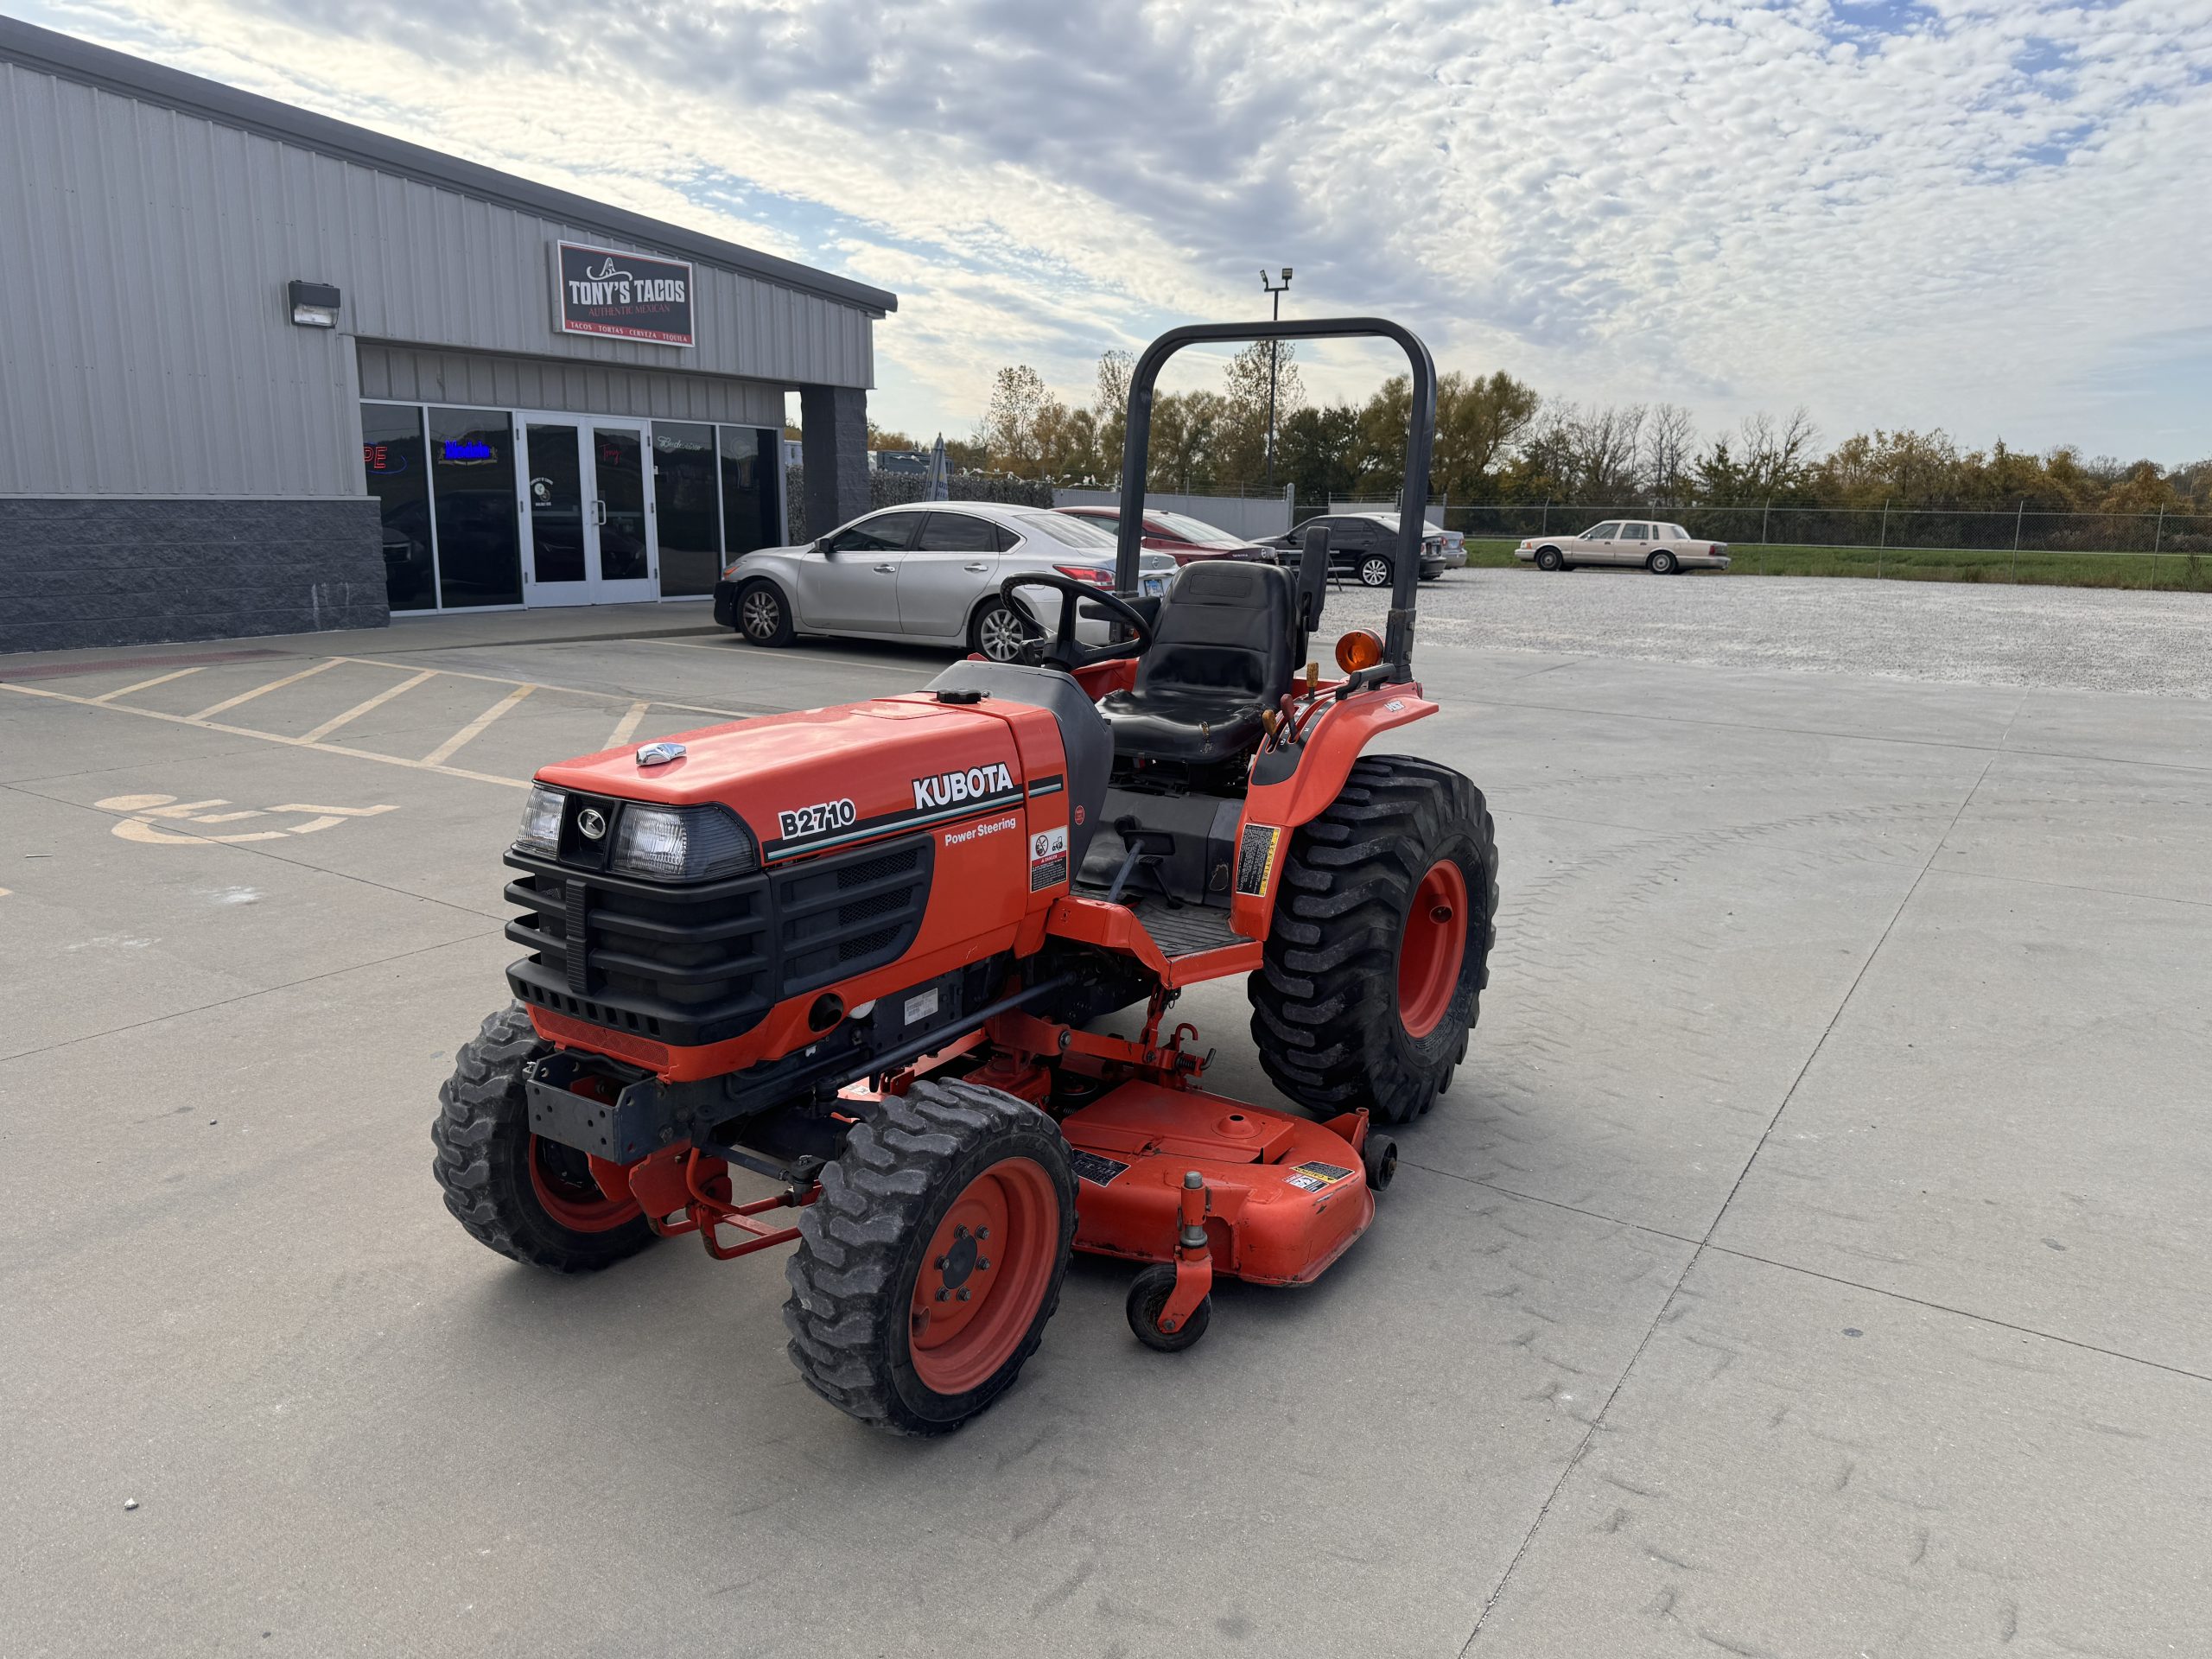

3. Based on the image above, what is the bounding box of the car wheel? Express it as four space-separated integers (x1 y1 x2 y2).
1646 550 1678 575
969 598 1033 664
1535 548 1563 572
735 578 796 645
1358 555 1392 588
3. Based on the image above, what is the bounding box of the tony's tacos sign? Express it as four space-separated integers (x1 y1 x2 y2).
553 241 695 346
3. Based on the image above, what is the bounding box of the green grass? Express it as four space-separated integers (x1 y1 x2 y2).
1456 538 2212 592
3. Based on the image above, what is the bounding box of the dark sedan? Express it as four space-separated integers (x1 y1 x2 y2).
1262 512 1449 586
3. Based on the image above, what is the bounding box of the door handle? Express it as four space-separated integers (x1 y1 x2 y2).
873 563 896 574
594 500 607 526
963 562 989 572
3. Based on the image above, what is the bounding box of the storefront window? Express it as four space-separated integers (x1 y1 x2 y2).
428 407 522 607
361 404 434 612
653 423 721 596
719 426 783 561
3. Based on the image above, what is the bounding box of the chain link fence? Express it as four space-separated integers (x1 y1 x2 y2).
1442 502 2212 589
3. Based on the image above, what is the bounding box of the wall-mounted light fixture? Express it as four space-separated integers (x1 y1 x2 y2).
288 280 341 328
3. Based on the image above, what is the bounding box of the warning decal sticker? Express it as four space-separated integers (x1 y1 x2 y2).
1235 823 1281 897
1028 823 1070 892
1068 1149 1130 1186
1286 1160 1355 1192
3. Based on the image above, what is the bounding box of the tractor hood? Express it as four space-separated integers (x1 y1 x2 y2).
533 696 1027 865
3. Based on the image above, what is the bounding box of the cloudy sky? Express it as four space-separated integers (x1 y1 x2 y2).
21 0 2212 460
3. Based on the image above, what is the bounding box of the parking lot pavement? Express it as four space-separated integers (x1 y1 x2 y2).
3 594 2208 1656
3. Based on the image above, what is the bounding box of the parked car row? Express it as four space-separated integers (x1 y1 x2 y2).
1516 520 1730 573
713 502 1459 655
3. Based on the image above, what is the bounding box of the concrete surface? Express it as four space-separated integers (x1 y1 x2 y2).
1332 567 2212 698
2 577 2207 1656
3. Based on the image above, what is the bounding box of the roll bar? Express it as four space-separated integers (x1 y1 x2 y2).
1112 317 1436 684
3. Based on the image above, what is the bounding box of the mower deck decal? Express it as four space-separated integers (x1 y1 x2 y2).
1067 1149 1130 1186
761 784 1025 861
1287 1160 1354 1192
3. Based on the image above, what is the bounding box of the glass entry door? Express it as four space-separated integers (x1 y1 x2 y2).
519 416 659 606
589 423 658 602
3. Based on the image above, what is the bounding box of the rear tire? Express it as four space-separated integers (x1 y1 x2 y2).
1249 756 1498 1126
1647 550 1678 575
969 598 1033 663
783 1080 1076 1435
431 1005 657 1272
736 578 796 645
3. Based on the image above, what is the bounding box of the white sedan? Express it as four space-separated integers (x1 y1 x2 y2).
714 502 1177 659
1515 519 1730 574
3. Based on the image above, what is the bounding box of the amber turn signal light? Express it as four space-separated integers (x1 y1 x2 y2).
1335 628 1384 674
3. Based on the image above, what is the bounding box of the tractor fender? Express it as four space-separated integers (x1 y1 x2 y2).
1230 687 1437 941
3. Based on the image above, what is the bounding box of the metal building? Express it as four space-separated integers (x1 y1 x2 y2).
0 18 894 652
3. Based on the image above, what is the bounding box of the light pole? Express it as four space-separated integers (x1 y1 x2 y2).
1261 266 1293 487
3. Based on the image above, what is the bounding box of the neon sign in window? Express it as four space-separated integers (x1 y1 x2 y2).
442 439 494 461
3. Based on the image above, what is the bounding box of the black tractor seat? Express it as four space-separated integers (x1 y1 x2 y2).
1098 559 1300 766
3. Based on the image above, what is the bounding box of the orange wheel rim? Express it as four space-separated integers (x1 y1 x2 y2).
908 1156 1060 1395
1398 859 1469 1039
528 1135 642 1233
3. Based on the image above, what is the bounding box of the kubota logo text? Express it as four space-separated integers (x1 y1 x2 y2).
912 762 1016 811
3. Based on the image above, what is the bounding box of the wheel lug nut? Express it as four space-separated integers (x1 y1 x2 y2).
957 1287 971 1301
976 1228 990 1241
976 1258 990 1271
934 1255 949 1270
954 1225 969 1240
936 1287 950 1301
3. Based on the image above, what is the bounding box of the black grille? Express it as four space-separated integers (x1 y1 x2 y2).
504 832 933 1048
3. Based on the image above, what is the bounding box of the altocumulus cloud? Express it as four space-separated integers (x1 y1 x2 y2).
23 0 2212 453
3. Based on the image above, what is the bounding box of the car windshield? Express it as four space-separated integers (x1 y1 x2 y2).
1147 511 1243 545
1016 512 1117 548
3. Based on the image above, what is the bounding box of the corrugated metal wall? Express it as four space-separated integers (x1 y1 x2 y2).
0 60 872 498
357 346 785 428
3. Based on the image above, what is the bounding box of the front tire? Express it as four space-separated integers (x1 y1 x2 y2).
431 1005 657 1272
783 1080 1076 1435
1535 547 1563 572
1358 555 1392 588
735 578 796 645
1249 757 1498 1126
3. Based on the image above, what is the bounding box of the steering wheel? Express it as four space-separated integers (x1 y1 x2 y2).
996 573 1156 671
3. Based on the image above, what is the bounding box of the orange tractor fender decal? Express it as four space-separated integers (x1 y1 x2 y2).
1230 687 1437 941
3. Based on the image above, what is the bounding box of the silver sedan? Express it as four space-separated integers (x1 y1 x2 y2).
1515 519 1731 574
713 502 1177 658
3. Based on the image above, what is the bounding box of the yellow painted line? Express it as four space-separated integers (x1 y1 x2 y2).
423 683 534 766
88 666 206 704
300 670 436 743
0 680 531 789
188 658 340 719
607 700 650 747
327 655 753 720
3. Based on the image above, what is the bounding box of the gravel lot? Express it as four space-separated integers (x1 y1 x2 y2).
1330 568 2212 698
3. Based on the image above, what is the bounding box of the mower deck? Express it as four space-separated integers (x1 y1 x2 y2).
1060 1080 1375 1286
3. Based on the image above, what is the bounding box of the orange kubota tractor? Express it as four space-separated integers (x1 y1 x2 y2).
433 319 1498 1433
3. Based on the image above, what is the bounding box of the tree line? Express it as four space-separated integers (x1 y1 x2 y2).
864 350 2212 518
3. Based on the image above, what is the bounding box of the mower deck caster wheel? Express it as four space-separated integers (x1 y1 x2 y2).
1126 1263 1211 1352
1363 1133 1399 1193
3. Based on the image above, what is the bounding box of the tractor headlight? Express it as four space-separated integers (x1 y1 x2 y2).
516 783 565 855
610 803 756 882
